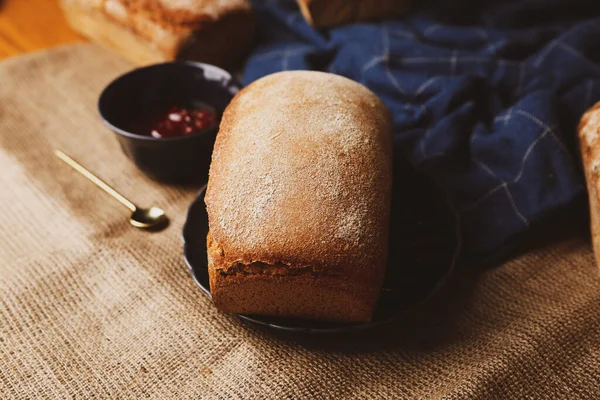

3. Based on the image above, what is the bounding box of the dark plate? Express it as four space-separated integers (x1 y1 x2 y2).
182 165 460 333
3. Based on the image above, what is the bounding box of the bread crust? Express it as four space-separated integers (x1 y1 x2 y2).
205 71 393 322
60 0 254 68
578 101 600 270
296 0 410 28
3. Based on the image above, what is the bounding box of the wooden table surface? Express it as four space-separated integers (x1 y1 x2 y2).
0 0 82 59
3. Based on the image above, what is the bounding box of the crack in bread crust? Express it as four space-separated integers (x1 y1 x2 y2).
209 231 339 278
216 261 341 278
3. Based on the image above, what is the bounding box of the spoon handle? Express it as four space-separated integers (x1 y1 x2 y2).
54 150 137 212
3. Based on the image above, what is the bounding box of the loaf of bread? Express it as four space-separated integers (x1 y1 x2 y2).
60 0 255 68
205 71 393 322
579 102 600 269
296 0 410 28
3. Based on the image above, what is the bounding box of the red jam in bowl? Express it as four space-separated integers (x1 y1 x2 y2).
142 106 217 138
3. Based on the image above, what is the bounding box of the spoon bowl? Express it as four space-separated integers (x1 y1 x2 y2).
130 206 168 229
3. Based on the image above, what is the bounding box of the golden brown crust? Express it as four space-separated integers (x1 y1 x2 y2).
205 71 393 322
209 271 375 323
105 0 252 33
207 233 378 323
60 0 254 68
578 101 600 270
296 0 410 28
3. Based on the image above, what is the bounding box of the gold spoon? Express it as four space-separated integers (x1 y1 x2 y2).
54 150 168 230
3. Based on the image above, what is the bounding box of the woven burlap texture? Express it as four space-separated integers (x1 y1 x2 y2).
1 44 600 399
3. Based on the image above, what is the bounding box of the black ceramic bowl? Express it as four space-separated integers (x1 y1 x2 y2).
98 62 241 184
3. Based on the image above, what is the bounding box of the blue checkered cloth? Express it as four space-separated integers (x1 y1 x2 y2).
243 0 600 262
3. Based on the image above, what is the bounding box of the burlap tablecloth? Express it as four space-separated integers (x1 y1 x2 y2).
1 44 600 399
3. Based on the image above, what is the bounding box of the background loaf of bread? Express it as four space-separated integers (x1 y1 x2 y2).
578 102 600 270
296 0 410 28
60 0 255 68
